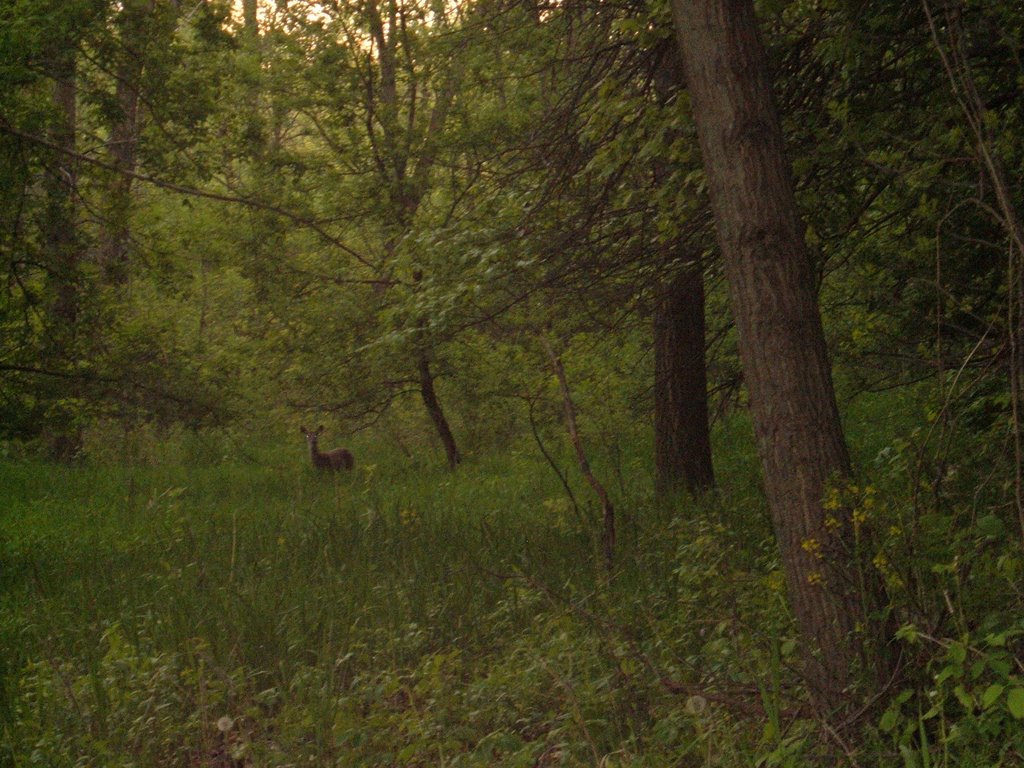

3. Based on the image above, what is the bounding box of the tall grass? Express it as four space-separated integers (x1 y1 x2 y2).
3 429 724 765
6 389 1009 767
4 445 587 654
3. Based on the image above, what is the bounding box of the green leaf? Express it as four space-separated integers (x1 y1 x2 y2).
990 658 1012 677
1007 688 1024 719
953 685 974 710
947 642 967 665
976 514 1005 538
879 708 899 732
898 743 920 768
985 631 1008 647
981 683 1004 709
895 624 920 643
970 660 986 679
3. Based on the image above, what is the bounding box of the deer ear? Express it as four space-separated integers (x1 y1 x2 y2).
316 425 325 434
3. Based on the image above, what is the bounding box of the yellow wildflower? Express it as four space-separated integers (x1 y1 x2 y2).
801 538 823 559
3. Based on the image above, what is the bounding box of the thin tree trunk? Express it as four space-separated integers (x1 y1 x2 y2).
417 352 461 470
47 61 79 327
670 0 864 713
654 265 715 496
242 0 258 38
100 13 145 284
44 55 83 460
543 338 615 572
360 0 466 470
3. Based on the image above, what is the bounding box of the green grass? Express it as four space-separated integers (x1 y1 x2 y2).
0 417 817 766
2 433 721 766
2 450 579 654
3 392 1020 766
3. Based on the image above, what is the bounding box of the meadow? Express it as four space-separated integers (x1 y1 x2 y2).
2 389 1021 766
0 412 764 766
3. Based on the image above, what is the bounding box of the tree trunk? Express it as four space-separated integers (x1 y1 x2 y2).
651 40 715 499
100 3 148 284
46 60 79 328
544 338 616 572
43 55 83 460
654 265 715 496
242 0 258 37
670 0 861 712
417 353 461 470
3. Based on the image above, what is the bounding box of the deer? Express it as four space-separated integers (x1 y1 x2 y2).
300 425 355 472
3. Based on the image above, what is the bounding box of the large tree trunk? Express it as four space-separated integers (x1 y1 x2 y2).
670 0 861 712
654 265 715 496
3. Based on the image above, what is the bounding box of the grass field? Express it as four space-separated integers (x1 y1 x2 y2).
0 417 784 765
1 391 985 767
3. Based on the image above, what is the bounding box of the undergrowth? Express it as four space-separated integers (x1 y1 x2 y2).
1 394 1023 766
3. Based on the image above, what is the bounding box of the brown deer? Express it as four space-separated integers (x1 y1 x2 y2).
300 425 355 471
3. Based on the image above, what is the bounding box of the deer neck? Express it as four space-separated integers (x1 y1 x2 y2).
308 440 326 464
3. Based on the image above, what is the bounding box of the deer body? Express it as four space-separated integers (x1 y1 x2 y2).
301 425 354 471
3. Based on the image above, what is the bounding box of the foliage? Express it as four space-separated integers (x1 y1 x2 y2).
1 0 1024 763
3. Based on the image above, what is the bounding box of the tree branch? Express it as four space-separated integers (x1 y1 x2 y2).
0 116 381 274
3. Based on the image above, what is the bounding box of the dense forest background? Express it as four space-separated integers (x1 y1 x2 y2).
2 0 1024 765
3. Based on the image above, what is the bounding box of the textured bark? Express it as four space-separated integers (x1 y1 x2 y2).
670 0 859 711
654 266 715 496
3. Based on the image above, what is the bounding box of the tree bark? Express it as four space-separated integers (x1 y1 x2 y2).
670 0 860 712
417 352 461 470
242 0 258 38
651 41 715 499
654 265 715 496
99 79 139 284
100 2 151 284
